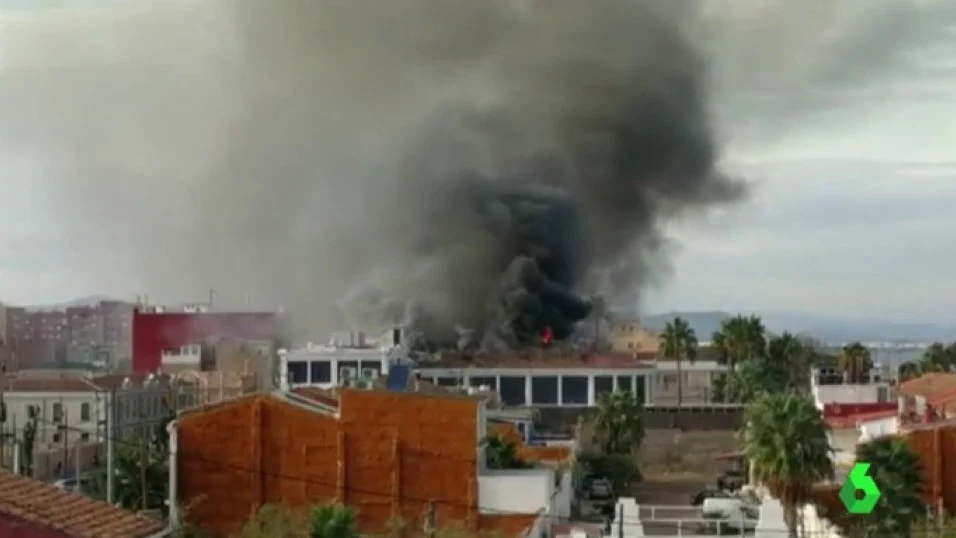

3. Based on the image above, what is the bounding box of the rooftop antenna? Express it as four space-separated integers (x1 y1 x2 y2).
208 288 216 309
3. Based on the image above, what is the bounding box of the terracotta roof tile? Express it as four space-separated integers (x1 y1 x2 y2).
1 375 100 392
898 373 956 398
0 469 164 538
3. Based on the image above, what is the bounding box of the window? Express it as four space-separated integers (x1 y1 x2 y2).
52 403 63 423
469 376 497 390
531 376 558 405
310 360 332 383
53 432 61 443
617 376 633 394
635 376 647 404
359 361 382 375
80 402 91 422
0 402 6 423
594 376 614 399
499 376 526 406
434 377 459 387
287 361 308 384
81 432 90 441
560 376 588 405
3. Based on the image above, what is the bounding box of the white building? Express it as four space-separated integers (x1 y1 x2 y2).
277 330 411 391
0 371 195 446
811 367 892 410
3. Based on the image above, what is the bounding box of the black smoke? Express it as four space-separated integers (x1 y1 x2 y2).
2 0 765 346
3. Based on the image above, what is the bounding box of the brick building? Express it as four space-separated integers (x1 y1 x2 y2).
170 387 566 537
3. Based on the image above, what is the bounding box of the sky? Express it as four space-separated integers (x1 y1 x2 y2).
1 1 956 322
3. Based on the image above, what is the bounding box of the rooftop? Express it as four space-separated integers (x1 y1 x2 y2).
0 469 164 537
898 373 956 398
1 372 173 393
417 350 656 369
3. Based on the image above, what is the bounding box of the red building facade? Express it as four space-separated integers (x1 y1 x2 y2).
132 309 279 373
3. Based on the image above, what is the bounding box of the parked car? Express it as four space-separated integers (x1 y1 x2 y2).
588 477 613 499
690 486 733 506
700 498 759 533
716 469 745 491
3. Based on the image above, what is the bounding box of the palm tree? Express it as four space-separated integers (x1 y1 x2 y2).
919 342 956 373
711 315 766 371
848 436 924 538
767 332 812 392
592 391 644 455
838 342 873 383
743 393 834 538
659 317 698 407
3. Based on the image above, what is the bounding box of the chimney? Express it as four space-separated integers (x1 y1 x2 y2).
392 328 402 347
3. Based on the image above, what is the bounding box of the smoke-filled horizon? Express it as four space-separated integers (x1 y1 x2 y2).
1 0 953 344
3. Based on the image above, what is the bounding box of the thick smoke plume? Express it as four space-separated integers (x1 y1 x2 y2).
2 0 953 345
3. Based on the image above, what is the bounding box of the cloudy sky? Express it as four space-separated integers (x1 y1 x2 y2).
1 0 955 322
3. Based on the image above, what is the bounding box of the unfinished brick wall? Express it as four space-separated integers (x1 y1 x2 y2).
489 422 572 463
177 391 487 538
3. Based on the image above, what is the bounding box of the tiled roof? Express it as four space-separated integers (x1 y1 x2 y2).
0 469 165 538
1 375 100 392
420 350 656 369
478 513 541 538
825 409 897 429
898 373 956 398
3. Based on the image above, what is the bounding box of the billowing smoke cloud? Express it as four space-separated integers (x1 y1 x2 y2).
0 0 952 345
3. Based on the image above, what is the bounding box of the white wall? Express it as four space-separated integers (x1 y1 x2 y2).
812 384 886 409
860 416 898 441
478 469 554 514
801 503 846 538
551 467 573 520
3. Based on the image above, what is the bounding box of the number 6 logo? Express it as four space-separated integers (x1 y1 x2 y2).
839 462 881 514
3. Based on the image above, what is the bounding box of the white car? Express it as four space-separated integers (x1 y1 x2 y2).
589 477 613 499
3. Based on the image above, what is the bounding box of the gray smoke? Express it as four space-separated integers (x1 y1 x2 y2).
1 0 953 345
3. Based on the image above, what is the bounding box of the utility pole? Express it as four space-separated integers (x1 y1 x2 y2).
140 413 147 510
106 389 116 504
61 407 69 480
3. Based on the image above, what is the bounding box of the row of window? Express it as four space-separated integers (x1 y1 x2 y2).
426 375 646 406
286 360 383 384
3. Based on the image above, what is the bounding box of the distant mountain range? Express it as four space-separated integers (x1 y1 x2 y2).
641 311 956 344
25 295 120 311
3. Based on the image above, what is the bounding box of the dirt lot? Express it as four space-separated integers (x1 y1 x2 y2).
641 428 740 480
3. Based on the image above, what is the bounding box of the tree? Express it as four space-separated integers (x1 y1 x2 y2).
838 342 872 383
592 391 644 455
767 332 814 392
659 317 698 407
711 315 766 371
21 406 38 476
843 436 924 538
310 503 358 538
484 433 531 469
898 360 923 382
88 398 176 512
742 393 834 538
919 342 956 373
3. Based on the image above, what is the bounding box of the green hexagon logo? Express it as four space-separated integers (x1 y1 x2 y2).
839 462 881 514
